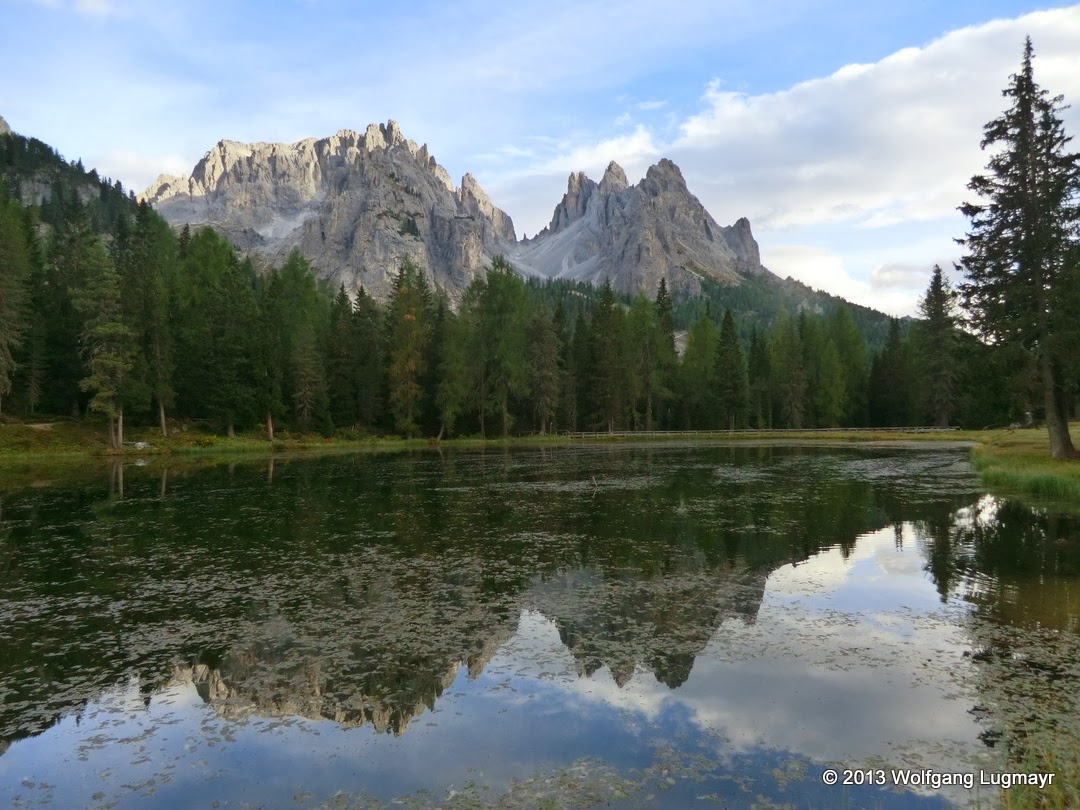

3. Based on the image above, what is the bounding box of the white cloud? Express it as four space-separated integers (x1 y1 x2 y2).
494 6 1080 315
95 149 192 191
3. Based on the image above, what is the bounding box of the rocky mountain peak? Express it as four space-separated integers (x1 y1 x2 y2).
146 121 515 300
509 155 773 297
0 115 11 136
599 160 628 193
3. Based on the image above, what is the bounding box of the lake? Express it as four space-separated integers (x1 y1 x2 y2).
1 444 1078 809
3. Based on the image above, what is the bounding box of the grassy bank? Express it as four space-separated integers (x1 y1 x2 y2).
971 426 1080 504
4 417 1080 505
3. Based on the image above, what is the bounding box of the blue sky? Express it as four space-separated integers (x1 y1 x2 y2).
3 0 1080 314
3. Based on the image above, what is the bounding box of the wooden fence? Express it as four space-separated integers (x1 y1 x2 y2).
559 427 960 439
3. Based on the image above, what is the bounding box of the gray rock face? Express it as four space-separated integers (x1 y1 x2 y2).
146 120 770 301
510 158 774 297
144 122 517 300
0 115 11 136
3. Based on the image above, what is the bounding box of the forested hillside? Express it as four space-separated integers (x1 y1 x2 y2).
0 132 1031 442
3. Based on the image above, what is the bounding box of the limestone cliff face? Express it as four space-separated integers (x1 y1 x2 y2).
0 115 11 136
146 120 771 301
144 122 516 300
510 159 773 297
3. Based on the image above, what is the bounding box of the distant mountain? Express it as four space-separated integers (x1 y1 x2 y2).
0 124 135 234
510 159 775 298
143 121 517 300
143 122 781 303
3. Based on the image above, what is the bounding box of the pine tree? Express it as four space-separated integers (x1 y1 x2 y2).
478 257 530 437
121 201 176 435
653 278 678 428
326 285 359 427
917 265 958 426
768 311 806 429
715 308 748 430
71 231 136 449
747 327 771 428
527 303 561 434
352 285 385 430
680 312 719 429
869 319 914 427
589 280 626 432
828 305 869 426
959 38 1080 458
0 200 29 415
386 258 432 437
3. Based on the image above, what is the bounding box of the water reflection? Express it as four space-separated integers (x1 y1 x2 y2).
0 445 1076 808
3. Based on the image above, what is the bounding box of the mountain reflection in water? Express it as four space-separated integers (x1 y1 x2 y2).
0 444 1077 809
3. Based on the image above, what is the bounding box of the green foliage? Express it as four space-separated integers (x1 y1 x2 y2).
386 258 432 437
715 309 748 430
69 223 137 446
680 313 720 429
0 199 29 413
958 38 1080 458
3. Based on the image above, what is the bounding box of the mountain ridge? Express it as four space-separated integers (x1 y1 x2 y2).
141 121 777 301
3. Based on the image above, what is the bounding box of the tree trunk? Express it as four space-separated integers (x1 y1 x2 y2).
115 409 124 450
159 401 168 437
266 412 275 442
539 414 548 435
227 420 235 437
502 396 509 438
1040 350 1075 459
0 392 4 417
437 421 445 441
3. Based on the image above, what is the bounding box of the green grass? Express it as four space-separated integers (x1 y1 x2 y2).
999 731 1080 809
4 417 1080 506
970 426 1080 505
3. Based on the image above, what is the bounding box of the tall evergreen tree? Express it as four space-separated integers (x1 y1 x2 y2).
747 327 771 428
653 281 679 429
589 280 626 432
869 319 914 427
478 257 530 437
71 231 136 449
626 294 668 430
326 285 359 427
0 200 29 415
768 311 806 429
121 201 176 435
959 38 1080 458
680 312 720 429
352 285 385 430
715 308 749 430
527 303 561 434
917 265 959 426
386 258 432 437
828 305 869 426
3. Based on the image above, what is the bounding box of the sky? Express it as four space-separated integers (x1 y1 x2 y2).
3 0 1080 316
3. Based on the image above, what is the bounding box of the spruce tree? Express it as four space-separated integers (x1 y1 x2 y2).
589 280 626 432
959 38 1080 458
0 200 28 415
715 308 748 430
527 303 561 434
71 232 136 449
680 313 720 429
918 265 958 426
386 258 432 437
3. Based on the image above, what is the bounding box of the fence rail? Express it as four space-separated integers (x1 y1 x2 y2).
560 427 960 439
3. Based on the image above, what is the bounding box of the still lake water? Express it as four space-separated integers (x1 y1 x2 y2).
1 444 1078 809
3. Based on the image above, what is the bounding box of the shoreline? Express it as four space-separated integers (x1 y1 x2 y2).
1 420 1077 504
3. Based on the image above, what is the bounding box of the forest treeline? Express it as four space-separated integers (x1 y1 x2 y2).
0 173 1029 446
